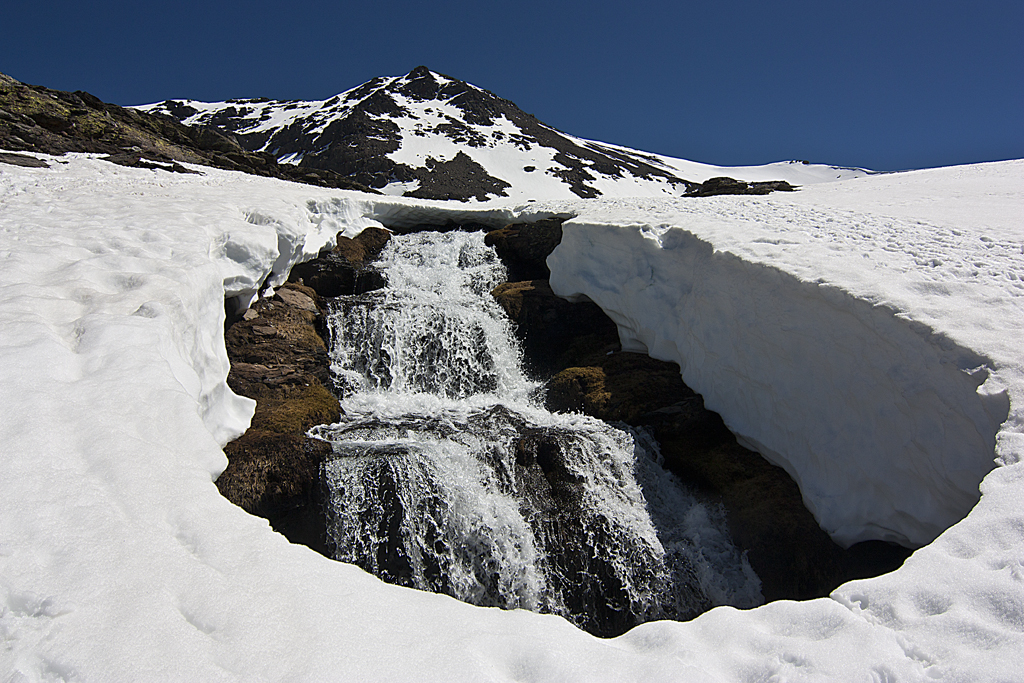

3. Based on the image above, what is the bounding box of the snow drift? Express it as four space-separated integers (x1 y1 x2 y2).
1 153 1023 681
549 219 1008 547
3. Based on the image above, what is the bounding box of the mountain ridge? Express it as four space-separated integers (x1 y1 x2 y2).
137 66 871 201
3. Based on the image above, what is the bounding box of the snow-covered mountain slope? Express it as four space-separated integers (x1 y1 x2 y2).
135 66 871 202
1 154 1022 680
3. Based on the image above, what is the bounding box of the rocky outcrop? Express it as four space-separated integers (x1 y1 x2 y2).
486 221 911 603
0 72 376 192
219 283 340 555
219 228 393 555
685 176 796 196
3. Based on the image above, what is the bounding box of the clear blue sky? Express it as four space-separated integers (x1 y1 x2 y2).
3 0 1021 171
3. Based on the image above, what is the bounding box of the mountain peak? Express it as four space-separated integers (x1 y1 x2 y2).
134 71 868 201
135 69 698 202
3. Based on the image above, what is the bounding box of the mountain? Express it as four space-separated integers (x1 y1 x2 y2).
0 71 374 192
136 66 870 201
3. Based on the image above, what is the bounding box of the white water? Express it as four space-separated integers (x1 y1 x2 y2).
311 230 762 634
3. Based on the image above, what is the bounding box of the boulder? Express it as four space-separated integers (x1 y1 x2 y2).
484 218 565 281
219 281 342 554
685 176 797 197
288 227 392 298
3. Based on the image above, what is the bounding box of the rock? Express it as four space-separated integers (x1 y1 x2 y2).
402 151 512 202
288 227 391 298
0 71 378 193
217 430 333 556
484 218 565 281
685 176 797 197
545 352 699 423
333 226 391 265
491 279 619 376
0 152 48 168
274 287 318 313
220 281 342 553
490 271 910 604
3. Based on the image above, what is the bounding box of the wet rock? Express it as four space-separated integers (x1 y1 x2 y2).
219 282 341 553
288 227 391 298
545 352 698 423
487 242 909 603
491 279 619 376
484 218 566 281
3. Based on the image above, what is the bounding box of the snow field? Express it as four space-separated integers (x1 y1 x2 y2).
1 154 1022 680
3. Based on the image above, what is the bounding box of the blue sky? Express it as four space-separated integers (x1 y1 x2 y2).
3 0 1021 171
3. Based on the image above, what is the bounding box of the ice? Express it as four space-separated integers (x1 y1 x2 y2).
1 152 1023 680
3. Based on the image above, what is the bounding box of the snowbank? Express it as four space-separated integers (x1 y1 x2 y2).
2 154 1022 681
547 200 1013 547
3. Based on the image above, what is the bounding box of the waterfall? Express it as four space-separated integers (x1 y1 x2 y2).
310 230 762 636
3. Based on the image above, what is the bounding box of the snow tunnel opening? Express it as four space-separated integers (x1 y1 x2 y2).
549 223 1012 552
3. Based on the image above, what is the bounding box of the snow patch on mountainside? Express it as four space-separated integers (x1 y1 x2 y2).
1 154 1022 680
136 67 872 202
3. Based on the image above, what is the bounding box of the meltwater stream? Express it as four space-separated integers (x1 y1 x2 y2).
309 231 762 636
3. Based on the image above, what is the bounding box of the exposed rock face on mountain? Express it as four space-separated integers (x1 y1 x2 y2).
137 66 705 201
0 71 375 192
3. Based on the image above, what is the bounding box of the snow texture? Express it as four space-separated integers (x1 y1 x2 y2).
1 153 1022 681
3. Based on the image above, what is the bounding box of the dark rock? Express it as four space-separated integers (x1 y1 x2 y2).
101 152 201 174
288 227 392 298
484 218 566 281
545 352 698 423
0 151 48 167
491 279 619 376
219 281 344 554
0 71 378 193
218 430 333 556
333 226 391 264
402 151 511 202
686 176 797 197
494 269 910 604
513 427 670 637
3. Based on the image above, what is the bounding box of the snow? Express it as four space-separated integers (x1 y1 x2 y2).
134 69 873 203
547 167 1023 547
2 153 1023 681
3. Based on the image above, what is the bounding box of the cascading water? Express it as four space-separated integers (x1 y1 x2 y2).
310 230 762 636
